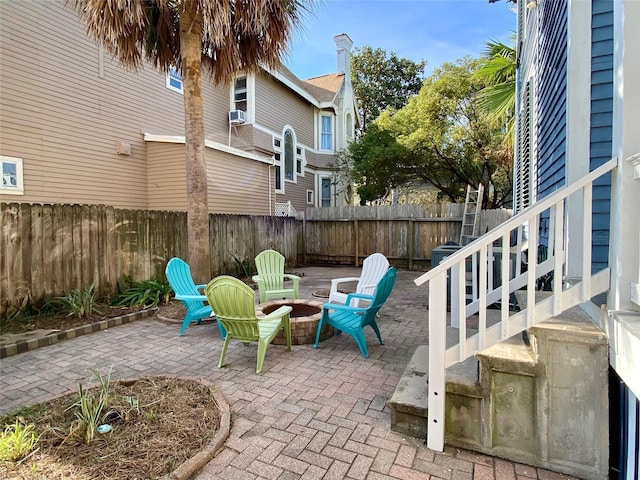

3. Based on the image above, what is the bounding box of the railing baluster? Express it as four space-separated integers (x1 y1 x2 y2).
527 216 538 327
487 242 494 297
478 247 488 350
427 271 447 451
582 184 592 301
451 264 460 329
471 252 478 301
516 224 523 276
451 262 467 360
501 232 510 339
553 201 564 314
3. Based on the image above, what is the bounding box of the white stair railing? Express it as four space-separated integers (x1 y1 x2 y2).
414 157 617 452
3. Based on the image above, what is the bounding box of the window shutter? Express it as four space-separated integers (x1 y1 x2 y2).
517 80 532 212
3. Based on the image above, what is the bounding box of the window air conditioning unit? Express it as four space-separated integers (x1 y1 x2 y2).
228 110 246 124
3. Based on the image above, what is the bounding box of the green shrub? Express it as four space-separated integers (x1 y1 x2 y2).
111 276 172 308
0 420 40 462
54 284 101 318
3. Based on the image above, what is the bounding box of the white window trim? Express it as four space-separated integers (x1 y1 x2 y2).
296 147 305 177
320 175 333 208
281 125 298 184
166 67 183 94
306 189 314 205
230 74 255 124
1 155 24 195
233 76 247 111
320 114 333 152
273 154 284 194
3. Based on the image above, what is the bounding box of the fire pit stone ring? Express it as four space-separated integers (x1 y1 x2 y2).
256 298 333 345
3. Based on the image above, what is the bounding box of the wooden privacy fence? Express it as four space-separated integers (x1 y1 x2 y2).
1 202 510 315
301 204 512 268
0 203 299 315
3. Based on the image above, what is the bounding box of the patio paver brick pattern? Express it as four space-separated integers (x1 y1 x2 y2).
0 266 581 480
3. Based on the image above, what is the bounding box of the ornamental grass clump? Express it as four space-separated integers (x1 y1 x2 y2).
54 284 101 318
0 420 40 462
64 368 112 445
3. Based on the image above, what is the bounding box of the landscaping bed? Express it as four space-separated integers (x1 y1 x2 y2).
0 376 222 480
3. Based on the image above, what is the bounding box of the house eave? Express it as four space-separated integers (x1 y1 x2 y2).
265 67 333 109
143 133 274 165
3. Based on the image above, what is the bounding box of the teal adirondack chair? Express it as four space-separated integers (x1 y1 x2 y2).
252 249 300 303
165 258 226 338
314 267 397 358
205 275 292 374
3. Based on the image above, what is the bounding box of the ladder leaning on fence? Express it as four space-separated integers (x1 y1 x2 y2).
459 184 483 246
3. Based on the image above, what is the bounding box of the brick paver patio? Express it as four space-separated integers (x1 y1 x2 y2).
0 266 579 479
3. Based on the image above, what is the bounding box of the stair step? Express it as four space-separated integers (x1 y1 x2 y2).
388 344 480 438
389 331 534 439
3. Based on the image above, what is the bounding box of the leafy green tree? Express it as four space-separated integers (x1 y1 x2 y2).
336 124 412 204
74 0 310 282
351 46 426 133
340 58 513 208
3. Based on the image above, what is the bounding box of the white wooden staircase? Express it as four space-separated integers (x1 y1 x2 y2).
408 157 618 455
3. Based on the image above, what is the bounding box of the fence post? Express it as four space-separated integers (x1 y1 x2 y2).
354 219 359 267
302 217 307 265
408 219 414 269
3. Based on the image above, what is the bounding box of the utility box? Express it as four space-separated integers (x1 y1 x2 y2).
431 244 465 306
431 244 518 308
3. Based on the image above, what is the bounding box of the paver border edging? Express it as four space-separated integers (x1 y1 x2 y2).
166 376 231 480
0 308 159 359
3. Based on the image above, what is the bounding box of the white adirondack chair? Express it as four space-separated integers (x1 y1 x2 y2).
328 253 390 307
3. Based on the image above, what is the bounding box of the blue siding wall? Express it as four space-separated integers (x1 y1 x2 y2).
536 0 568 200
535 1 568 248
590 0 614 272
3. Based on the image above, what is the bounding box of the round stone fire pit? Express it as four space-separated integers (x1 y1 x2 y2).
256 298 333 345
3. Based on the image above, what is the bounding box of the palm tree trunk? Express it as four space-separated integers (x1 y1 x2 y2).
179 4 210 283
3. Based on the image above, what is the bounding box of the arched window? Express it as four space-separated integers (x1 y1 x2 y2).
284 129 294 181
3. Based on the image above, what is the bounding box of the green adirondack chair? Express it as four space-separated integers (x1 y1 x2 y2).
314 268 397 358
165 257 226 338
252 249 300 303
205 275 292 374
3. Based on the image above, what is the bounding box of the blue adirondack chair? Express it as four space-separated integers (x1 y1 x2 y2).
314 267 397 357
165 258 226 338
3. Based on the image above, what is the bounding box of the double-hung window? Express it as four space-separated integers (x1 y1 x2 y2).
166 67 183 94
234 77 247 112
274 156 282 192
321 177 332 207
273 137 283 192
296 147 304 176
321 115 333 151
1 156 24 195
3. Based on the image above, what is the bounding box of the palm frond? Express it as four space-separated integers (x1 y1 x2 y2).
73 0 315 83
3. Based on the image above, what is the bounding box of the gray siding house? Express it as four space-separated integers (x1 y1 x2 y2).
0 0 359 216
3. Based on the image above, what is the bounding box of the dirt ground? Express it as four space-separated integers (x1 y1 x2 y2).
0 376 220 480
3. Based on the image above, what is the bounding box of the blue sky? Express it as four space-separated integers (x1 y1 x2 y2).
283 0 517 80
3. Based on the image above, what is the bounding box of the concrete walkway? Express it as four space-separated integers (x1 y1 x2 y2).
0 266 578 480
